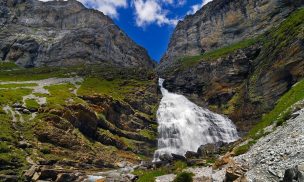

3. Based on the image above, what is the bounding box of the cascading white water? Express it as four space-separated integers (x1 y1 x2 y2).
153 78 239 161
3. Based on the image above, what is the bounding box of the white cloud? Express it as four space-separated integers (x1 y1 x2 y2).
39 0 127 18
79 0 127 18
132 0 179 27
162 0 186 7
187 0 213 15
188 4 201 15
202 0 213 6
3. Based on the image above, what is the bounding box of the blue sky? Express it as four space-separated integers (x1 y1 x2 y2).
40 0 213 61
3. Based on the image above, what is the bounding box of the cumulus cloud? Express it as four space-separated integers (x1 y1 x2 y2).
132 0 179 27
78 0 127 18
39 0 127 18
187 0 213 15
162 0 186 7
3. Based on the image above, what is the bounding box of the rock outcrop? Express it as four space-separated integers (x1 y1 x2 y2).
0 0 155 68
159 0 302 70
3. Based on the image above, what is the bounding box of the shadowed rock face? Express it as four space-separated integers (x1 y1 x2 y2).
0 0 155 68
159 0 301 70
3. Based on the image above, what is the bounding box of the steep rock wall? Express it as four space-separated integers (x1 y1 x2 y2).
0 0 155 68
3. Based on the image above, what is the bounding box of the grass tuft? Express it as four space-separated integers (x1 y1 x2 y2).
133 168 169 182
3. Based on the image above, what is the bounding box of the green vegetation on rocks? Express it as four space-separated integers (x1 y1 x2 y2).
44 83 82 109
25 99 40 110
133 168 170 182
233 79 304 156
234 140 257 156
0 83 38 88
78 77 150 101
0 88 32 105
0 113 28 178
133 161 189 182
179 38 258 68
0 62 19 70
248 79 304 138
139 129 157 141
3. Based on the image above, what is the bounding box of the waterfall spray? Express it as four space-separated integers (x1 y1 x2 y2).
153 78 239 161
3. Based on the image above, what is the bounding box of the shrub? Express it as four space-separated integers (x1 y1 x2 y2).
133 168 169 182
173 172 194 182
173 161 188 173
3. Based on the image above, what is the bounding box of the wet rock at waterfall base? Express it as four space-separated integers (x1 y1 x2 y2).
159 154 173 162
153 161 170 168
197 142 223 158
138 161 153 170
185 151 200 159
186 159 207 166
172 153 187 161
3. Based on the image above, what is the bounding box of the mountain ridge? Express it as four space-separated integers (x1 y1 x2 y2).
0 0 155 68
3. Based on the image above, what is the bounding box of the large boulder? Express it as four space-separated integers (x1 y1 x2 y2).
197 142 223 158
159 154 173 162
282 165 304 182
185 151 199 159
225 163 248 182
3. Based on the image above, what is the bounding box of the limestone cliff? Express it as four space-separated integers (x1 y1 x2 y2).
159 0 302 71
0 0 155 68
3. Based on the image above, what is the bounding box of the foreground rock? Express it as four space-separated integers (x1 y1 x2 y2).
87 165 138 182
282 165 304 182
24 165 86 182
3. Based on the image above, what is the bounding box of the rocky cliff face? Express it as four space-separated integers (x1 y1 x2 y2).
0 0 154 68
159 6 304 132
159 0 302 71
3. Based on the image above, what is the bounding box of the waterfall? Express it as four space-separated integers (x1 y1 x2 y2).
153 78 239 161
